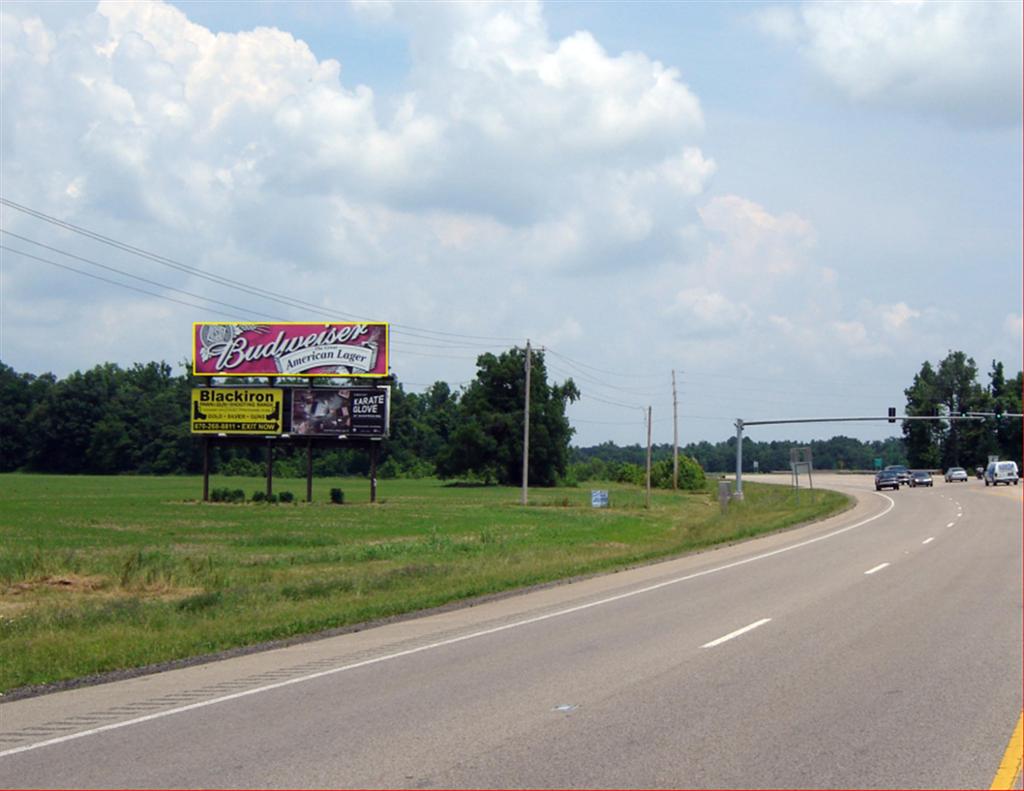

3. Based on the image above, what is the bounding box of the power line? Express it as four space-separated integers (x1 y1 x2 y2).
545 346 666 381
0 197 524 346
2 230 286 321
2 246 244 320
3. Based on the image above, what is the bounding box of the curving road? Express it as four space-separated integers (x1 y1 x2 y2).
1 474 1021 789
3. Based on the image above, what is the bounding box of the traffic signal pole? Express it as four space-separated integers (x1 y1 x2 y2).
732 414 987 498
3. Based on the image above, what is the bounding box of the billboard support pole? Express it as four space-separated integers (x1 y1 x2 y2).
369 443 379 504
265 440 274 498
306 440 313 503
202 437 210 502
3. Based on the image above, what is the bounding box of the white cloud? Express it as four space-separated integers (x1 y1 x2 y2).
878 301 921 333
698 194 816 279
756 1 1022 127
671 287 751 328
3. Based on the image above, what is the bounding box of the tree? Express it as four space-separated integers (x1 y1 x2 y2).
934 351 987 467
0 363 55 471
990 362 1022 463
903 361 942 468
437 347 579 485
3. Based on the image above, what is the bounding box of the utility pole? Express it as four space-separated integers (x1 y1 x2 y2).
521 340 531 506
645 405 653 508
672 369 679 490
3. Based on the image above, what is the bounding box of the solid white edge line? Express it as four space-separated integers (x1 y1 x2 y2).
922 537 935 545
0 493 898 760
864 562 891 575
701 618 772 648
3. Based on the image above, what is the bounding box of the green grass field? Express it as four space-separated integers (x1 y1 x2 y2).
0 474 849 694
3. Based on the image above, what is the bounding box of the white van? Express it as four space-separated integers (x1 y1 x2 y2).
984 461 1019 486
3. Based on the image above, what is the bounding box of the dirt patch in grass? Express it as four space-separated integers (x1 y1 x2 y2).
5 574 109 595
1 574 204 617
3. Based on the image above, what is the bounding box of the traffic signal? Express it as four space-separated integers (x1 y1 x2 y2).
888 407 896 424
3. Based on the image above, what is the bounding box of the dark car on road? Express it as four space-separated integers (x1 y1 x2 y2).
884 464 911 486
909 471 933 487
875 469 901 491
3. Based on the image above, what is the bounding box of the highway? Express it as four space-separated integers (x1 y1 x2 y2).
1 473 1020 789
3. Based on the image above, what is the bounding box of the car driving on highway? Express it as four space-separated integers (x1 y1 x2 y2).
984 460 1019 486
944 467 968 482
884 464 911 486
909 471 933 487
875 469 901 491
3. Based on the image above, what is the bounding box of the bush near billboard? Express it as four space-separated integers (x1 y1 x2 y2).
193 322 388 377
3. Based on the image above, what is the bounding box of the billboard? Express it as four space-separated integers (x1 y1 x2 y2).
193 322 388 377
191 388 283 434
290 387 390 438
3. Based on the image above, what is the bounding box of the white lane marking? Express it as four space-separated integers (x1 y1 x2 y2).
923 537 935 545
0 492 898 760
702 618 772 648
947 522 955 528
864 563 891 575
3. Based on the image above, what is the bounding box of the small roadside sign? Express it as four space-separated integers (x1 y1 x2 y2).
591 490 609 508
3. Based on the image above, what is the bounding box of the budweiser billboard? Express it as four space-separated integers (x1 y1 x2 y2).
193 322 388 377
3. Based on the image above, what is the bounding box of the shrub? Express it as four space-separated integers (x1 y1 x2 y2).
220 457 261 477
209 487 245 503
678 455 707 491
278 491 295 503
330 488 345 505
251 491 266 503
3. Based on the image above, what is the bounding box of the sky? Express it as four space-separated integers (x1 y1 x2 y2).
1 0 1021 449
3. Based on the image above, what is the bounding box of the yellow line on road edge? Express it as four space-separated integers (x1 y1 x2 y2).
991 712 1024 790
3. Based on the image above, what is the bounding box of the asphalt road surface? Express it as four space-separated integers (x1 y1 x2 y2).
1 473 1021 789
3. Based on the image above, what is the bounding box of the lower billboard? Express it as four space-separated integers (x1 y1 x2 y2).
289 387 390 437
191 388 283 434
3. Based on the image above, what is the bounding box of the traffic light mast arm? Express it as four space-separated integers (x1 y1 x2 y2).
732 413 986 497
741 415 984 427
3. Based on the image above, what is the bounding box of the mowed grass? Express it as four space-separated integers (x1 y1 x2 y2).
0 474 849 693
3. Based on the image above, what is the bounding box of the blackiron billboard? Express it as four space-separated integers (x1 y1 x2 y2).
290 387 390 438
193 322 389 377
190 388 283 434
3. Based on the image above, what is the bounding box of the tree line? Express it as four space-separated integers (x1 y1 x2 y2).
1 348 1018 482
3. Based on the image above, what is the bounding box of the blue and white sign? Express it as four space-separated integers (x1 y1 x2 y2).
591 489 609 508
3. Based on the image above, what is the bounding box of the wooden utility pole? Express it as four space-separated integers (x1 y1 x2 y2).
672 369 679 490
645 406 652 508
521 340 531 506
